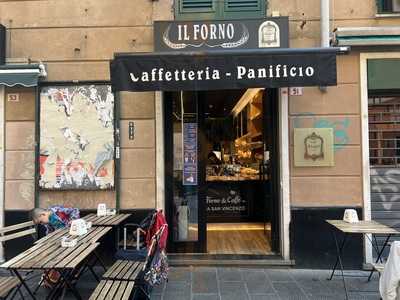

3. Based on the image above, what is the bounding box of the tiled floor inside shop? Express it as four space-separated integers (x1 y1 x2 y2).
2 266 380 299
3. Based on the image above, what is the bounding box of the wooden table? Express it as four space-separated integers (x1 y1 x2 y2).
0 241 100 300
326 220 400 300
35 226 111 245
82 214 131 226
83 214 131 250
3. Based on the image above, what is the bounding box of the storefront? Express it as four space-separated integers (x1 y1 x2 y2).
110 17 343 259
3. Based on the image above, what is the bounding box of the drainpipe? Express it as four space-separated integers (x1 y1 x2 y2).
0 86 4 263
320 0 330 93
321 0 330 47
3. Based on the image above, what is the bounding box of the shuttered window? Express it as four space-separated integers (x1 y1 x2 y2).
181 0 214 12
225 0 261 11
376 0 400 13
175 0 266 20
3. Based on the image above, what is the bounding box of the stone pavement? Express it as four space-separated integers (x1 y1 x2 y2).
152 267 380 300
1 267 380 299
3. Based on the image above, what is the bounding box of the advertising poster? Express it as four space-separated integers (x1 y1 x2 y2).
183 122 197 186
39 85 115 190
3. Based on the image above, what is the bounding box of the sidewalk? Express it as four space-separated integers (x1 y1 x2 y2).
152 267 380 300
2 266 380 299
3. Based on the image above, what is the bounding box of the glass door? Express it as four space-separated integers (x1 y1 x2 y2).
164 91 206 253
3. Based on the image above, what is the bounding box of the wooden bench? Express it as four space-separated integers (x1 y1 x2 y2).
103 260 144 281
88 280 135 300
0 221 36 299
0 221 36 244
0 277 20 299
90 224 167 300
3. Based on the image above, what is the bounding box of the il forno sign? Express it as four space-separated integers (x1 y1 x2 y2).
154 18 289 52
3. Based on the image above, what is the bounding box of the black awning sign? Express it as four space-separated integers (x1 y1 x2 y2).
110 48 338 92
128 64 315 82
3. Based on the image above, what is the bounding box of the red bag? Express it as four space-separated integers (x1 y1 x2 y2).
146 210 168 251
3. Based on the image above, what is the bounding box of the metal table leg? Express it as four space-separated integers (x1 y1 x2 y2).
58 270 82 300
372 235 381 260
13 269 37 300
45 271 68 300
116 226 120 251
94 250 107 272
367 234 392 282
328 232 348 281
329 231 349 300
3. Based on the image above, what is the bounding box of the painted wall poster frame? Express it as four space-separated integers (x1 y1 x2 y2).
38 83 115 190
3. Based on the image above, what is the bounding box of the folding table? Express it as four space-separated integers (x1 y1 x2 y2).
326 219 400 300
0 241 100 300
35 226 111 245
83 213 131 249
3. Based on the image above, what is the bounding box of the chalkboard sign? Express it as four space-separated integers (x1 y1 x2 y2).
207 184 249 217
0 25 5 65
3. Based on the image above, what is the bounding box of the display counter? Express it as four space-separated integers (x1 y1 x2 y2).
206 174 260 181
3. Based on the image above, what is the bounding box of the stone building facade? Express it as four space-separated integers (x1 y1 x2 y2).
1 0 399 267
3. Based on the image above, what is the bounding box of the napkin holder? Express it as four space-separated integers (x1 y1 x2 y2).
69 219 88 236
343 209 359 223
97 203 107 217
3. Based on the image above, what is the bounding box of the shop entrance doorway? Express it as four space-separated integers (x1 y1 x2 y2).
164 88 280 255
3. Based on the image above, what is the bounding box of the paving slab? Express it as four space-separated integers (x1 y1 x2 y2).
4 265 379 300
192 268 219 293
218 267 243 281
192 294 220 300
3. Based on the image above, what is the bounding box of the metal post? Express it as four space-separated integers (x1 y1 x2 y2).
113 89 121 213
34 85 40 209
321 0 330 47
0 86 5 263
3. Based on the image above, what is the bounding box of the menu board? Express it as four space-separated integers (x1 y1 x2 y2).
183 122 198 185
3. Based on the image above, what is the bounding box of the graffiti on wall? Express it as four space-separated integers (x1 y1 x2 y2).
371 168 400 211
39 85 115 190
293 113 351 151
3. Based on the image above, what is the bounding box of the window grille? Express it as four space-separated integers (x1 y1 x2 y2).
369 96 400 166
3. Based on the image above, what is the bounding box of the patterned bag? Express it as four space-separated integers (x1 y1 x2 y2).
43 270 61 288
144 249 169 286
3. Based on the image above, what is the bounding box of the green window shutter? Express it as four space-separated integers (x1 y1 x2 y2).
175 0 266 20
377 0 395 13
181 0 214 12
175 0 219 20
225 0 261 11
376 0 383 13
224 0 266 19
368 59 400 90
